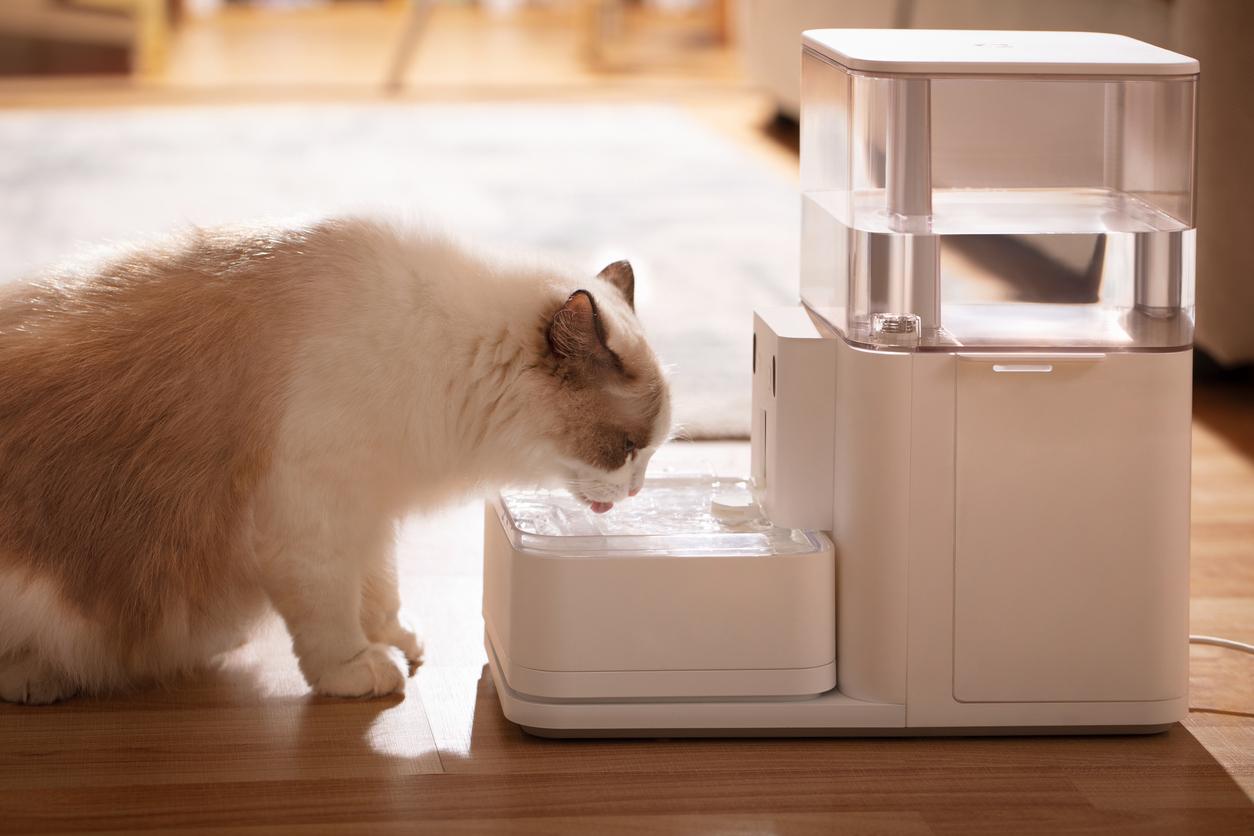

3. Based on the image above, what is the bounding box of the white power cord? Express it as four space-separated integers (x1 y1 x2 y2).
1190 634 1254 654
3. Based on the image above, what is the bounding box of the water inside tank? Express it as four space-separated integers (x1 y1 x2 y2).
498 475 824 557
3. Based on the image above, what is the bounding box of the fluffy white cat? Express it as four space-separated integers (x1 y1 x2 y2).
0 217 671 703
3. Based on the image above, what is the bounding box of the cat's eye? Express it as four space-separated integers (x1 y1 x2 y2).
624 438 638 459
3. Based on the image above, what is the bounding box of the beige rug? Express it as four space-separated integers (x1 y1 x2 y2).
0 103 799 438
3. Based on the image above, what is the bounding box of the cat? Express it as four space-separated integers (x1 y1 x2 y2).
0 217 672 704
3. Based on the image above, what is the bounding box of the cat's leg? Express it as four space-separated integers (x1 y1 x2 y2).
360 545 424 675
0 653 73 705
260 502 407 699
0 570 97 704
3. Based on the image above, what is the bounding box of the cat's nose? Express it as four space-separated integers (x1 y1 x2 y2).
629 487 640 497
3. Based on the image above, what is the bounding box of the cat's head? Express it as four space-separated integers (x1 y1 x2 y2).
543 261 671 513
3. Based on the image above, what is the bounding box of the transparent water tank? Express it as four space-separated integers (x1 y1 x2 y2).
800 29 1199 351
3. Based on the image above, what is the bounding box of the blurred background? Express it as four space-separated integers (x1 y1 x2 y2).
1 0 1251 438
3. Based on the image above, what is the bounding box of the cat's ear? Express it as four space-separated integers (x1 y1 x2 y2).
547 290 617 370
597 260 634 310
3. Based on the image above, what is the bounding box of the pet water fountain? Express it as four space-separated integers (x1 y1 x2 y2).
484 30 1199 735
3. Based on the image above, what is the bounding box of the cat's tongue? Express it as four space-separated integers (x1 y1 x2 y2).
588 501 614 514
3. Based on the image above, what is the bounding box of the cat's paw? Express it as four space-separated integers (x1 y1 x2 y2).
393 630 425 675
379 622 425 675
0 658 70 705
365 611 425 675
314 644 406 699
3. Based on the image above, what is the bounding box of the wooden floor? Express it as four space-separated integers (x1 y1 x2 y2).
1 4 1252 834
1 410 1251 835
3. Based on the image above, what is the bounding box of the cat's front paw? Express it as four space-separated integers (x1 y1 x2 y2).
0 657 70 705
378 621 425 675
314 644 406 698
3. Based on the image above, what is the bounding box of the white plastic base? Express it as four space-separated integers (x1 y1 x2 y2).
486 637 1176 738
487 625 838 701
486 635 905 736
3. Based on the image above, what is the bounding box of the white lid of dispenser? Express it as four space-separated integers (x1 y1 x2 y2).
803 29 1198 76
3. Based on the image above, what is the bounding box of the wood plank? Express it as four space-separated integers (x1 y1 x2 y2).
0 772 1087 832
86 813 935 836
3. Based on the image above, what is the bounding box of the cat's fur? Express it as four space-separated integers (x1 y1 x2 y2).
0 217 671 703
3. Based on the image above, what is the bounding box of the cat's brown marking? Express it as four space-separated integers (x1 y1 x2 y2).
596 260 635 310
544 284 668 472
0 225 310 664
